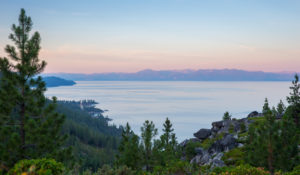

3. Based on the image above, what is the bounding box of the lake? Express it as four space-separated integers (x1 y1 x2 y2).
46 81 291 141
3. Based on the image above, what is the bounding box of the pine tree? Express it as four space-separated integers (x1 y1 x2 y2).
116 123 142 170
286 74 300 128
274 74 300 171
160 118 177 162
0 9 69 170
287 74 300 106
262 98 270 115
276 99 286 116
246 101 280 175
152 118 178 167
222 111 231 120
276 114 299 171
161 117 174 147
140 120 158 171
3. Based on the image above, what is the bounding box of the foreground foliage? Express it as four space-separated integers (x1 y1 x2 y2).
8 158 64 175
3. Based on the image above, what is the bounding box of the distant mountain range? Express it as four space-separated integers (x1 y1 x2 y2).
43 69 298 81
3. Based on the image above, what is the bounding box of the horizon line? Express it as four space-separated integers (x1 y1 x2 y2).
42 68 300 75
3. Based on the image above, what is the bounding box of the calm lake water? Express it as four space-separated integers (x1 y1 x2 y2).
46 81 291 141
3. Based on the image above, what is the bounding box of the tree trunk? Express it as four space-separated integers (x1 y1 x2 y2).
20 89 25 159
268 142 274 175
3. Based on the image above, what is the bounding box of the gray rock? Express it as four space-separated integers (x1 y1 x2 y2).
213 152 224 161
212 120 223 130
190 150 211 165
247 111 259 118
194 129 211 140
208 134 237 154
220 134 237 151
201 152 211 164
211 159 225 168
195 147 205 155
190 155 201 164
247 111 263 118
208 140 223 154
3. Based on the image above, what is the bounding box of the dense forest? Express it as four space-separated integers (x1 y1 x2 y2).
0 9 300 175
55 100 122 171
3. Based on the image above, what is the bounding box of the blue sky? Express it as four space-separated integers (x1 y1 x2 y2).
0 0 300 73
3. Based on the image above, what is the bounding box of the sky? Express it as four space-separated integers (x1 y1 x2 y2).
0 0 299 73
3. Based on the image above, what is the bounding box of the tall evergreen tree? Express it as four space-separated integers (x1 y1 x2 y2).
161 117 174 147
116 123 141 170
246 101 280 175
155 118 178 166
0 9 69 170
274 74 300 171
286 74 300 128
276 114 299 171
287 74 300 106
262 98 270 115
140 120 158 171
276 99 286 116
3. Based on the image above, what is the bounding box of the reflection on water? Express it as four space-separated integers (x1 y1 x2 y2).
46 81 290 141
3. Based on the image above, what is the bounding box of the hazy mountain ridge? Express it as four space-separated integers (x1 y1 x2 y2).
43 69 297 81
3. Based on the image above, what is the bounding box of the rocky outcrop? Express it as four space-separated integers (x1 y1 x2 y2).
247 111 263 118
211 119 244 136
194 129 211 140
181 111 264 168
208 134 238 154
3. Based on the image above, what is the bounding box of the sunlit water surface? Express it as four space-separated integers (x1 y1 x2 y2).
46 81 290 141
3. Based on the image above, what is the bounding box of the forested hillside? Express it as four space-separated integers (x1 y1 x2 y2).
54 100 122 171
43 76 76 87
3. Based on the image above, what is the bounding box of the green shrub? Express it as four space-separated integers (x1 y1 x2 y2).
184 141 202 160
228 124 235 134
222 147 245 166
8 158 64 175
200 133 224 150
248 116 265 125
240 122 246 133
211 164 269 175
284 165 300 175
153 160 194 175
94 165 135 175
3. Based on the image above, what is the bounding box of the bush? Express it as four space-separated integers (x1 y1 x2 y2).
8 158 64 175
184 141 202 160
240 122 246 133
228 124 235 134
222 147 245 166
284 165 300 175
200 133 224 150
211 164 269 175
93 165 135 175
153 160 194 175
